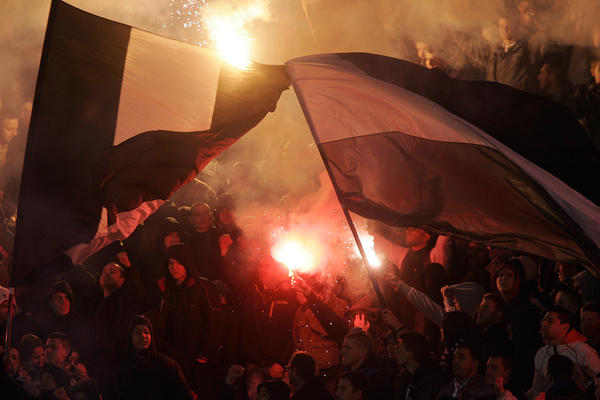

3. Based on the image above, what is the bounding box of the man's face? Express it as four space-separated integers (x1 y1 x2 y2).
581 310 600 342
498 18 514 42
163 231 181 249
190 204 211 232
100 263 125 291
336 378 361 400
6 347 19 374
496 267 516 295
131 324 151 351
485 357 509 387
452 347 478 381
49 292 70 317
31 346 45 369
168 258 187 282
475 298 497 328
1 118 18 144
394 339 411 368
218 208 235 227
45 338 69 365
341 337 366 369
541 312 569 344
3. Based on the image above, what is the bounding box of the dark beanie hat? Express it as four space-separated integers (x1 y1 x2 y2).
48 280 74 304
19 334 44 361
165 243 195 273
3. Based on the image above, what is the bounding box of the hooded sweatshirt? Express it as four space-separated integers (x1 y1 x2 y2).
529 329 600 398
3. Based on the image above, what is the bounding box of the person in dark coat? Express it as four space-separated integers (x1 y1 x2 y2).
117 315 194 400
487 16 538 92
287 352 333 400
574 58 600 150
187 202 223 280
491 258 541 397
393 331 444 400
157 243 223 395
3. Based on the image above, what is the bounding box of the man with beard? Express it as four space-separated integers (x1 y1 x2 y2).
474 294 512 359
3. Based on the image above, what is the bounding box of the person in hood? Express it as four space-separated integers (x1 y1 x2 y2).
572 271 600 305
526 305 600 399
117 314 195 400
492 258 541 397
157 243 223 396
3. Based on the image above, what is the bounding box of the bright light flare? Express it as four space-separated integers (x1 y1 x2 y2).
271 232 321 274
206 2 268 69
357 232 381 268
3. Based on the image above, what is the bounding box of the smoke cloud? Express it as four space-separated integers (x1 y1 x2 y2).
2 0 599 299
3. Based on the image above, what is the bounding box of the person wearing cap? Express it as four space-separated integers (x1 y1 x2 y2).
117 315 195 400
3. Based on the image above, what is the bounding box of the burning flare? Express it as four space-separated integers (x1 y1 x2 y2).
357 232 381 268
271 231 322 277
206 2 268 69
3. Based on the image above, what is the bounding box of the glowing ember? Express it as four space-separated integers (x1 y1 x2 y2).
357 232 381 268
206 2 268 69
271 232 321 275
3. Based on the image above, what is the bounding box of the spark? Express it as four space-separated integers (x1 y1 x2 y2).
356 232 381 268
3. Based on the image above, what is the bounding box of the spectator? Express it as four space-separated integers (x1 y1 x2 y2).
257 379 292 400
475 294 512 359
37 281 94 365
545 354 584 400
485 355 517 400
157 243 222 395
527 306 600 399
72 378 102 400
438 342 497 400
187 201 222 280
286 351 332 400
537 62 575 109
0 113 18 169
393 331 444 400
574 58 600 150
492 258 541 396
580 303 600 356
487 15 538 92
39 364 73 400
340 330 392 399
572 271 600 305
336 371 367 400
117 315 194 399
292 274 348 375
45 332 88 382
19 333 45 377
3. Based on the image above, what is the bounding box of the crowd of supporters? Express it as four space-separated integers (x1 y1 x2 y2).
1 0 600 399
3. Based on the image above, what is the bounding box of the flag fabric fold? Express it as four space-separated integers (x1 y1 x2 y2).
11 0 289 286
286 53 600 270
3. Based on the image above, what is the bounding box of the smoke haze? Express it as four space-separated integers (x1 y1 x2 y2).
2 0 599 296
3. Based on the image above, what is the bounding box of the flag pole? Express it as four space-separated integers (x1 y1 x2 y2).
3 287 15 352
289 84 387 309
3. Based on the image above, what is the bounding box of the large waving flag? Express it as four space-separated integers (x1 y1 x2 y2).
287 53 600 270
11 0 289 286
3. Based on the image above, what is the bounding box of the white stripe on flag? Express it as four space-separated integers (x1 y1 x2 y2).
286 54 600 250
115 28 222 145
65 199 164 265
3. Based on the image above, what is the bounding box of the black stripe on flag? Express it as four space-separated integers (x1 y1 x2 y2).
12 0 130 285
337 53 600 205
